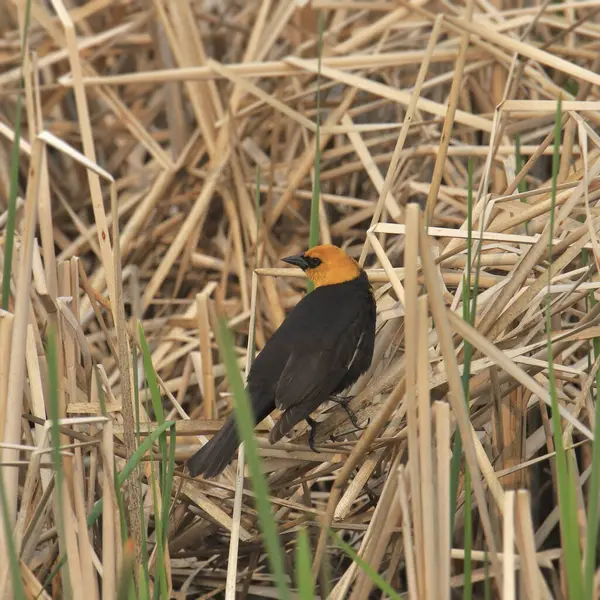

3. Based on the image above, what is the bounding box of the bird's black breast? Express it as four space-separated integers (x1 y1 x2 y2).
247 271 376 405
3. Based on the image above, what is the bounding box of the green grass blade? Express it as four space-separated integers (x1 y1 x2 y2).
150 460 168 600
53 420 175 589
330 530 402 600
0 73 37 580
252 165 261 363
585 323 600 599
461 281 473 600
295 528 315 599
46 325 70 598
584 169 600 599
114 480 129 542
132 342 151 595
449 434 463 534
138 320 175 591
138 321 171 593
2 106 22 310
255 164 261 250
216 316 291 599
462 159 474 600
138 322 169 479
0 453 26 599
138 323 164 426
451 158 478 539
307 11 324 293
2 0 32 310
463 466 472 600
114 423 174 490
133 343 141 446
546 97 583 599
86 421 175 528
38 559 64 599
161 426 176 546
53 419 173 585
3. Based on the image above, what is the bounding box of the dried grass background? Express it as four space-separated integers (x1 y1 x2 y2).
1 0 600 598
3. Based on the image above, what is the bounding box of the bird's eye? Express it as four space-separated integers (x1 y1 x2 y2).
304 256 322 269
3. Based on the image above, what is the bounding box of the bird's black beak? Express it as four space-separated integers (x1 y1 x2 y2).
281 253 309 270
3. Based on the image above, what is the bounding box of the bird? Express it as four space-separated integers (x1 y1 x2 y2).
187 244 376 478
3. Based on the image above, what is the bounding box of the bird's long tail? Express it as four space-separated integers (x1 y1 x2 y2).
187 415 239 478
187 393 274 478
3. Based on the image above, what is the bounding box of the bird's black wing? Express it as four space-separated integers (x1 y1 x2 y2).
274 350 344 411
274 314 369 412
269 317 369 443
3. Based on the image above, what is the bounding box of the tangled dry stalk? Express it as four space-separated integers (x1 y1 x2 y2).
2 0 600 598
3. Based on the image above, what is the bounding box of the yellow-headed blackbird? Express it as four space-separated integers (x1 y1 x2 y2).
188 244 376 478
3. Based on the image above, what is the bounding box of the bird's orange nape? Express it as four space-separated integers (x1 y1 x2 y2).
303 244 361 287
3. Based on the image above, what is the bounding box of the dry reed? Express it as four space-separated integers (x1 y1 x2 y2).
1 0 600 598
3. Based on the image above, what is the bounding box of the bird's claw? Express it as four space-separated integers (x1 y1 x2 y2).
329 418 371 443
306 416 319 453
307 403 368 450
331 396 366 430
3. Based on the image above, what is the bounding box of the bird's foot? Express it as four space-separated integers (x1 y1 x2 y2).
306 416 319 453
332 395 355 403
329 418 371 442
331 396 366 431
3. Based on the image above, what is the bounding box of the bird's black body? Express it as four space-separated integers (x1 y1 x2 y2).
188 251 376 478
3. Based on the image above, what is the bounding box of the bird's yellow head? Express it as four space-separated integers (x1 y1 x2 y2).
281 244 361 287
